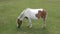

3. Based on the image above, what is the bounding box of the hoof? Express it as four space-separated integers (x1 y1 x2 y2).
17 26 20 28
27 26 32 29
42 26 46 29
41 26 46 29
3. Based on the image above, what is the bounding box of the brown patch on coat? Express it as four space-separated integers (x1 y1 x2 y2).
17 19 22 28
36 10 41 19
36 9 47 19
41 9 46 18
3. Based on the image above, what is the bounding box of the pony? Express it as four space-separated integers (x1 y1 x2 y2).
17 8 47 29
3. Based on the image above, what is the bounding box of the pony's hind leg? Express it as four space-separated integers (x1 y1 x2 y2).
42 17 46 29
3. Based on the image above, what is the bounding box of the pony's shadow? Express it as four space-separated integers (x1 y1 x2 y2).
17 27 50 34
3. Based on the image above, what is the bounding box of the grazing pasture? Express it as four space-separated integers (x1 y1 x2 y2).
0 0 60 34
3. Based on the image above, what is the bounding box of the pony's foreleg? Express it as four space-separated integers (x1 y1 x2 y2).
27 17 32 28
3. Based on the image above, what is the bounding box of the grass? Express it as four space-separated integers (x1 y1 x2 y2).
0 0 60 34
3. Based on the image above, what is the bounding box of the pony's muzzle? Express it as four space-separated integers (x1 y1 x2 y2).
17 19 22 28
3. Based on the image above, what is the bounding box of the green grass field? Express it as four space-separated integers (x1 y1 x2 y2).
0 0 60 34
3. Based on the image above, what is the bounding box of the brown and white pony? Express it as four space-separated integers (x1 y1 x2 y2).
17 8 47 29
